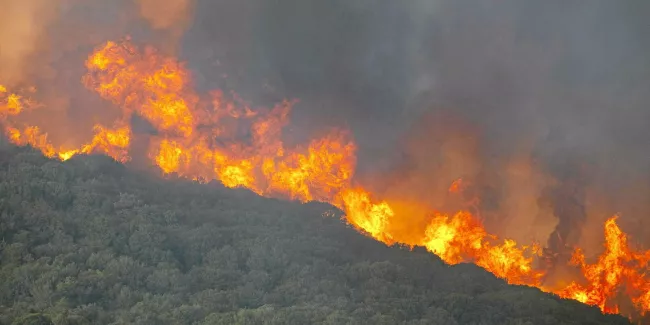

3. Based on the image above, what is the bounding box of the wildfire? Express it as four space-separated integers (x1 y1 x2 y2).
1 86 29 116
1 39 649 320
84 40 197 137
1 82 130 161
422 210 544 286
554 216 650 315
335 187 394 244
2 123 130 162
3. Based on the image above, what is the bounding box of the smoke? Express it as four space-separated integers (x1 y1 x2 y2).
135 0 195 50
0 0 62 86
0 0 198 143
180 0 650 250
136 0 194 30
0 0 194 85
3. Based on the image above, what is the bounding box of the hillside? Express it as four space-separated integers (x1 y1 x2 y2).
0 145 631 325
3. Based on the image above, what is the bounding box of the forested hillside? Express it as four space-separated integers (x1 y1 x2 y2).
0 145 631 325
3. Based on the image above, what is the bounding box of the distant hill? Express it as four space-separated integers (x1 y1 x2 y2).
0 145 631 325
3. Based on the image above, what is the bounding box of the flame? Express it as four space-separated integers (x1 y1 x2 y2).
263 132 356 202
84 40 197 137
553 216 650 315
335 187 394 244
1 83 130 161
3 123 130 162
0 86 31 116
5 126 57 157
2 39 650 320
422 210 544 285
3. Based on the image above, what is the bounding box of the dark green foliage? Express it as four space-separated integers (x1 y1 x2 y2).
0 146 631 324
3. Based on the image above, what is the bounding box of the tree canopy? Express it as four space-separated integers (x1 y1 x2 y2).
0 145 631 325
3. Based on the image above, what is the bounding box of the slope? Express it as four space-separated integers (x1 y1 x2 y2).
0 145 631 325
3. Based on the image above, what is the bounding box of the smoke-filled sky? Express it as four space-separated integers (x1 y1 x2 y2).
2 0 650 249
181 1 650 174
181 0 650 246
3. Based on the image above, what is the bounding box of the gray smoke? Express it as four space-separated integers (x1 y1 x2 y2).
181 0 650 247
183 1 649 167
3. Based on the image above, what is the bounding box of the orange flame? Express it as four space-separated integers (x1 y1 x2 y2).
554 216 650 315
84 40 197 137
335 187 394 244
0 85 33 116
3 123 130 162
422 210 544 285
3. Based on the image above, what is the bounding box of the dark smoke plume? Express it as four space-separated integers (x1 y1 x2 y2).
181 0 650 252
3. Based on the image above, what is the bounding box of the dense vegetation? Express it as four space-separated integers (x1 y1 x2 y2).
0 145 631 325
